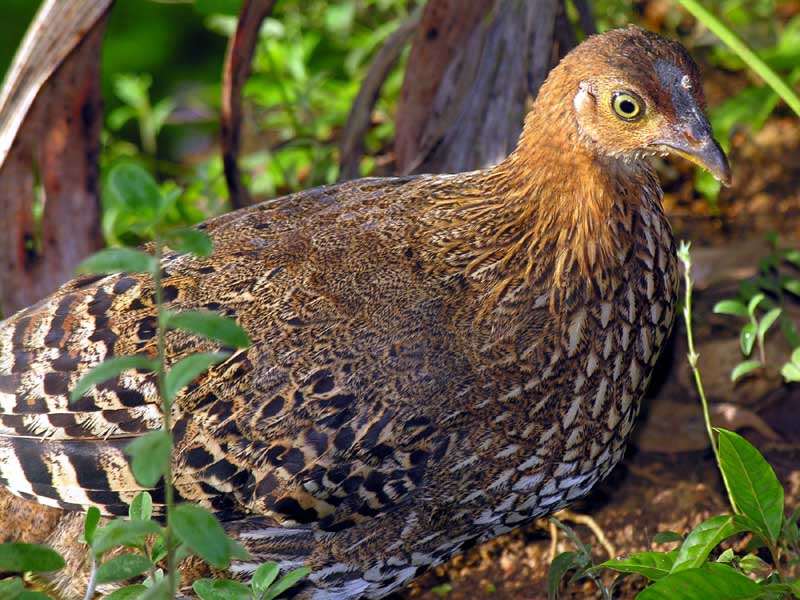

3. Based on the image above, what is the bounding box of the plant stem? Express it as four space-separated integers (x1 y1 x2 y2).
675 0 800 117
152 238 178 596
677 242 738 513
82 557 99 600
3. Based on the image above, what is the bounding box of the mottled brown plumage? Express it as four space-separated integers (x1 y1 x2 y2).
0 27 729 599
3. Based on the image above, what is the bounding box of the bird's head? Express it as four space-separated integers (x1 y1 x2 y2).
530 26 731 186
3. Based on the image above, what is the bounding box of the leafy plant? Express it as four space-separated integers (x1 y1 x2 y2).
0 163 310 598
547 242 800 599
713 234 800 382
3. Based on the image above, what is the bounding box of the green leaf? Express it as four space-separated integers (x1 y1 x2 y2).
596 551 676 581
718 429 784 545
105 585 148 600
785 249 800 267
757 308 782 339
129 492 153 522
731 360 762 382
84 507 101 544
712 300 748 318
792 346 800 365
137 579 170 600
172 504 231 569
671 515 750 572
783 362 800 382
253 562 280 594
740 322 756 356
164 352 230 403
546 551 578 599
17 592 52 600
638 562 760 599
0 577 23 598
784 279 800 296
96 553 153 584
652 531 683 544
125 431 171 488
746 293 765 316
76 248 157 276
715 548 735 563
263 567 311 600
70 356 157 402
91 520 161 557
166 310 251 348
107 163 162 223
0 543 65 573
192 579 251 600
164 229 213 257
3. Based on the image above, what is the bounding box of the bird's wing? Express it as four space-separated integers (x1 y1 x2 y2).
0 177 460 528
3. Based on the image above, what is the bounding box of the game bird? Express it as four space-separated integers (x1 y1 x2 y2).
0 26 730 599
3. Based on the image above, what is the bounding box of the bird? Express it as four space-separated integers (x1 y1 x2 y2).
0 26 729 599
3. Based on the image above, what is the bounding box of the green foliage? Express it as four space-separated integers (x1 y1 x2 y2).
712 234 800 383
193 564 312 600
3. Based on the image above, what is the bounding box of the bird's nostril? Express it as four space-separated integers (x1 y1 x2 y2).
683 130 702 146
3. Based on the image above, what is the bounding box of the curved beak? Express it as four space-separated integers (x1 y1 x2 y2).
655 111 732 187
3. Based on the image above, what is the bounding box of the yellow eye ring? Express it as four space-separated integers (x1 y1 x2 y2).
612 91 643 121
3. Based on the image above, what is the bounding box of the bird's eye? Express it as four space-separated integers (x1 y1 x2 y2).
611 91 643 121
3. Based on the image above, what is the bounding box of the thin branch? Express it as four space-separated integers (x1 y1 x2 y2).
221 0 278 210
338 6 422 181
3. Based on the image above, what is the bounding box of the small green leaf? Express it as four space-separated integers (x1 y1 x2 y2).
193 578 251 600
731 360 762 382
164 352 230 402
652 531 683 544
129 492 153 522
740 322 756 356
76 248 157 276
792 346 800 365
71 356 157 402
107 163 162 222
84 507 101 545
430 583 453 597
166 310 250 348
172 504 231 569
96 553 153 584
0 543 65 573
671 515 750 572
596 551 676 581
125 431 171 488
91 519 161 557
639 562 760 599
0 577 24 598
785 249 800 267
164 229 213 257
228 538 251 562
715 548 735 563
252 562 280 594
263 567 311 600
758 308 782 339
718 429 784 545
784 279 800 296
712 300 748 318
747 293 765 316
105 585 148 600
137 578 171 600
737 553 770 575
546 552 579 599
783 362 800 382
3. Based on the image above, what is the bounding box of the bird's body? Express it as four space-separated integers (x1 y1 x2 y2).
0 27 727 599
